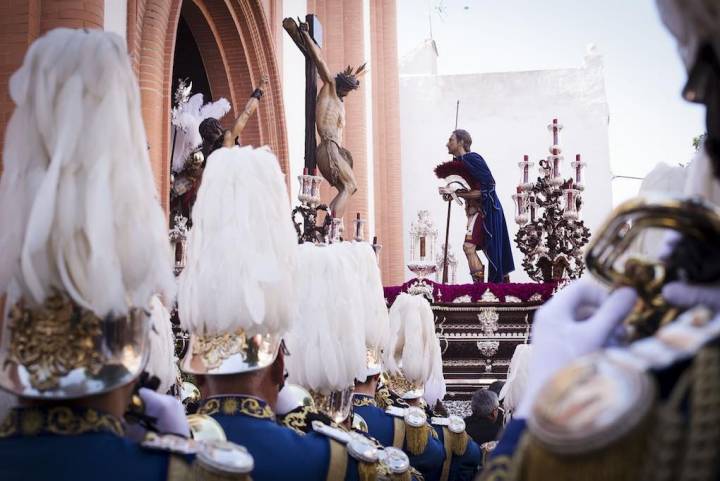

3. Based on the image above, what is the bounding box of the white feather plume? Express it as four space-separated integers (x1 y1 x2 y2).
145 295 179 394
0 28 175 316
285 243 368 393
171 94 231 173
177 146 297 337
349 242 390 353
423 340 446 406
385 294 441 389
499 344 532 414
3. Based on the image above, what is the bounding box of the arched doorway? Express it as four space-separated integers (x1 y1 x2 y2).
128 0 289 213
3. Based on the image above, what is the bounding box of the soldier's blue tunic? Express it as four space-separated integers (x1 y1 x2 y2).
458 151 515 282
199 395 361 481
428 422 482 481
0 406 184 481
353 394 445 481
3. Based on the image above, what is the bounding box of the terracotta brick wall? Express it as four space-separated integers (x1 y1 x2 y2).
0 0 104 177
370 0 404 284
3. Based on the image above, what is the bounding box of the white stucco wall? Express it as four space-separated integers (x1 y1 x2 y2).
400 47 612 284
104 0 127 40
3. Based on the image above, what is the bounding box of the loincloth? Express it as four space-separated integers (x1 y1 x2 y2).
316 137 358 193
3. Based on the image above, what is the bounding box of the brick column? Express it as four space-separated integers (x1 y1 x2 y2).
307 0 369 232
0 0 105 177
370 0 404 284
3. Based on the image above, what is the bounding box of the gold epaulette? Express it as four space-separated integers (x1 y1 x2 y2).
431 416 469 456
312 420 378 481
386 406 432 455
142 432 254 481
507 327 720 481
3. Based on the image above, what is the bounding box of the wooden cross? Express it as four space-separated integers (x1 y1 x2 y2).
283 15 323 172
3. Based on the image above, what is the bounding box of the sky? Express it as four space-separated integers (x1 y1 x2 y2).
396 0 706 204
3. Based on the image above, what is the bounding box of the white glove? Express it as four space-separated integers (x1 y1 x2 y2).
662 282 720 311
515 280 637 418
139 387 190 437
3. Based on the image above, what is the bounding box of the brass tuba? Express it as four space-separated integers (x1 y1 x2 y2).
585 196 720 342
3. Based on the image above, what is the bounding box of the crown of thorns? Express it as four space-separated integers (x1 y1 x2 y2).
336 63 367 91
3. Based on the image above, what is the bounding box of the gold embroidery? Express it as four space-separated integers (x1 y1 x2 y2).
197 396 275 420
194 331 249 371
353 396 377 408
280 406 312 434
221 398 239 415
7 291 107 391
386 374 422 399
375 384 408 409
0 407 124 438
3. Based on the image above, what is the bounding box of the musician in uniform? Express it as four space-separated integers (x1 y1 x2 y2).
0 28 251 481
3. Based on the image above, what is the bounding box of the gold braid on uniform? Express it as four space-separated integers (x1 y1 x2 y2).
642 345 720 481
279 405 342 435
357 459 377 481
521 413 654 481
197 397 274 420
353 396 377 408
678 346 720 481
0 406 124 438
375 383 409 409
640 368 692 481
447 429 469 456
405 422 432 456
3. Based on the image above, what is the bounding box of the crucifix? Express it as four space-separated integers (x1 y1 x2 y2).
283 15 323 173
283 15 364 221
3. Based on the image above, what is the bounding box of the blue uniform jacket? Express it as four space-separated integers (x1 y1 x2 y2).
428 422 482 481
0 406 184 481
459 152 515 282
353 394 445 480
199 395 361 481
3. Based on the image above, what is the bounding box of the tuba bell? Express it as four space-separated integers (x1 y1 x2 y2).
585 196 720 342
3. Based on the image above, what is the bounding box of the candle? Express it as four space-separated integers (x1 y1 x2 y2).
575 154 582 184
313 168 318 176
303 167 308 175
553 154 560 178
552 118 558 146
530 197 536 222
523 155 529 184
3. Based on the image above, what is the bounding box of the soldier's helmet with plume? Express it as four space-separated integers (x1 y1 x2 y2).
177 144 297 376
0 29 175 399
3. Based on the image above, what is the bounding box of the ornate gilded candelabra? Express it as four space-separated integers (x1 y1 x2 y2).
407 210 439 300
513 119 591 282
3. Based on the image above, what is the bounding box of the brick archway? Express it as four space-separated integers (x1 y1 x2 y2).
128 0 288 211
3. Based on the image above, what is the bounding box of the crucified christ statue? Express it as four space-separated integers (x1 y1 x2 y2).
283 17 366 220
